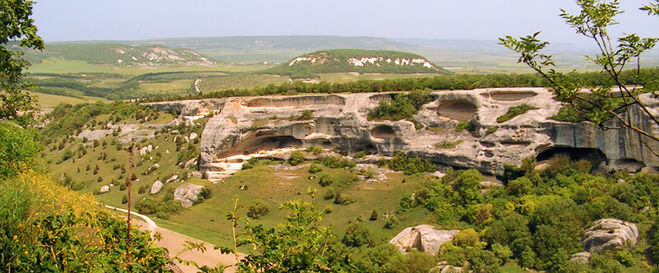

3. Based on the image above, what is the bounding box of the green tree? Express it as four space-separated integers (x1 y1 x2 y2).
0 0 44 126
499 0 658 150
0 121 40 177
234 199 354 272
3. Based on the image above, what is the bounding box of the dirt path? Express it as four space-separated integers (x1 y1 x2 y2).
105 205 241 273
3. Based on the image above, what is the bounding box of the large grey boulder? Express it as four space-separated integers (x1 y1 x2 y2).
582 219 638 253
389 224 459 256
173 184 204 208
150 180 163 194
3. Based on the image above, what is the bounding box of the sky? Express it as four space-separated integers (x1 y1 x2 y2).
33 0 658 44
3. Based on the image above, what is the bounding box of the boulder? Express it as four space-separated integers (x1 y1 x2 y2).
582 219 638 253
570 252 591 263
429 261 463 273
389 224 459 256
166 175 178 183
190 132 198 140
150 180 163 194
99 185 110 193
185 158 198 169
173 184 204 208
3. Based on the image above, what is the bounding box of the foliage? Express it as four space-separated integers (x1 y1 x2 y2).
290 110 314 121
342 222 372 247
368 91 434 121
499 0 659 145
496 104 538 123
308 163 322 174
0 121 41 177
287 150 305 166
385 152 436 175
232 199 355 272
247 200 270 220
0 0 44 126
0 170 173 272
318 155 356 169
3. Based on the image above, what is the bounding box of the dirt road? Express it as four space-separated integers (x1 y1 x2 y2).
105 205 241 273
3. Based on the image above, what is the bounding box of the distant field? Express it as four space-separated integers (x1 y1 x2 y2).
197 74 291 91
34 92 109 108
28 58 273 75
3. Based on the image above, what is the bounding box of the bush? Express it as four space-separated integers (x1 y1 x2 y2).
367 91 434 121
456 120 470 132
318 155 356 169
496 104 538 123
370 209 378 221
333 193 354 205
386 152 436 175
247 201 270 220
288 151 305 166
319 175 334 187
342 222 372 247
353 151 367 158
0 122 41 177
308 163 322 174
384 215 400 229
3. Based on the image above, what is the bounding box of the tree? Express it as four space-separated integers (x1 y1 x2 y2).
233 199 354 272
0 0 44 126
499 0 658 152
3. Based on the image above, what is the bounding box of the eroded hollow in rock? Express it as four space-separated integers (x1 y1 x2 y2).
221 135 303 157
613 158 645 172
371 125 395 139
480 90 537 101
437 100 478 121
536 146 607 166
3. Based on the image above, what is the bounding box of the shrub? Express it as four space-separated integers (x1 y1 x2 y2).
319 175 334 187
318 155 356 169
496 104 538 123
138 185 147 194
308 163 322 174
456 120 470 132
288 151 305 166
0 122 41 177
247 201 270 219
367 91 434 121
384 215 400 229
333 193 354 205
196 187 212 203
370 209 378 221
353 151 367 158
305 145 323 155
342 222 372 247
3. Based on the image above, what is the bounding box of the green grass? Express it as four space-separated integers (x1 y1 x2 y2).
434 140 464 149
197 74 290 92
159 162 434 247
496 104 538 123
34 92 109 108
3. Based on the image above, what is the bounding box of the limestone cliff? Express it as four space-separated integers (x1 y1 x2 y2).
146 88 658 180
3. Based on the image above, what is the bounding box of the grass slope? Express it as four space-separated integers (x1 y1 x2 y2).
25 43 216 67
263 49 448 78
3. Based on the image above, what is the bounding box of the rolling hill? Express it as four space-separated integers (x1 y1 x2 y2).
24 43 217 67
262 49 448 78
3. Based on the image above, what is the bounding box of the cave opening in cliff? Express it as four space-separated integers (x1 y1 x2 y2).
221 135 303 157
438 100 478 121
371 125 395 139
536 147 608 167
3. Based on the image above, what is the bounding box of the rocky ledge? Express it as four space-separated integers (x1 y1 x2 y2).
146 88 658 181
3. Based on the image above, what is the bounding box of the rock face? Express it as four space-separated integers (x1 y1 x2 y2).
173 184 204 208
389 224 459 256
150 180 163 194
146 88 659 181
570 252 591 263
582 219 638 253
